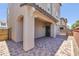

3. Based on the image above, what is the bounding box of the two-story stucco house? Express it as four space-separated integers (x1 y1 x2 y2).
59 17 68 35
0 20 7 28
8 3 61 51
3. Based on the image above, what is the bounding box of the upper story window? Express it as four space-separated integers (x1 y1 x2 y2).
47 4 50 11
47 4 52 14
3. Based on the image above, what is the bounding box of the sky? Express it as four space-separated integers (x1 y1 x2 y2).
0 3 79 26
0 3 8 21
61 3 79 26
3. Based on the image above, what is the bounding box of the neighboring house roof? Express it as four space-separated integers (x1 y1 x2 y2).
20 3 59 23
60 17 67 23
0 20 7 28
60 3 62 6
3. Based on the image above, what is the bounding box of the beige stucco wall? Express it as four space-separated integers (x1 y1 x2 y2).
35 19 46 38
8 3 35 51
52 3 61 35
55 25 60 35
52 3 60 18
8 3 26 42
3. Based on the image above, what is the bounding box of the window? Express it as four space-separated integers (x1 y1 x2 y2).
47 4 52 14
60 27 64 30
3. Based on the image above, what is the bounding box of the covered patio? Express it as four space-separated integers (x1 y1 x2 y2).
13 4 58 51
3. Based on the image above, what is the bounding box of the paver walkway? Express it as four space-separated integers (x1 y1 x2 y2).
55 36 73 56
0 41 10 56
0 35 72 56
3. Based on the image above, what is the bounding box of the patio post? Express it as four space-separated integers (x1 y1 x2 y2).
23 6 35 51
51 24 57 38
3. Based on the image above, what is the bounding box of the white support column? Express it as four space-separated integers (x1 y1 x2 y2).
23 6 35 51
54 24 57 38
51 24 57 38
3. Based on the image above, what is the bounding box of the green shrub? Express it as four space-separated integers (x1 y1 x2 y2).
71 20 79 29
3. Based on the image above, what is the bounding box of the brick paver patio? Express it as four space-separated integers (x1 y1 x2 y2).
0 35 72 56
